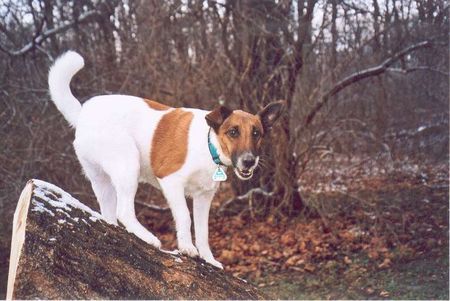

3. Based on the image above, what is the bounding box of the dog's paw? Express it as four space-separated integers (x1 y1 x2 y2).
205 257 223 269
143 236 161 249
178 243 199 257
151 238 162 249
197 248 224 269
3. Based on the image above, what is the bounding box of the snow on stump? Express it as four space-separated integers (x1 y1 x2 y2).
7 179 265 300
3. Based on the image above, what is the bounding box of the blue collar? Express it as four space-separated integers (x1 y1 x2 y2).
208 128 224 165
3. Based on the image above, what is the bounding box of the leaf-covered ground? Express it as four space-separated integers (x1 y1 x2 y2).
138 159 449 299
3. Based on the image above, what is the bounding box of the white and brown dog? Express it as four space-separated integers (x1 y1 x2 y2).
48 51 284 268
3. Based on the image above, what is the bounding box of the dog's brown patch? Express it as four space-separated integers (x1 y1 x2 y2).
151 109 193 178
144 99 171 111
216 110 264 158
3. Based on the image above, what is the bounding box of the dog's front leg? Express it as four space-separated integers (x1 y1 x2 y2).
159 179 198 257
193 191 223 269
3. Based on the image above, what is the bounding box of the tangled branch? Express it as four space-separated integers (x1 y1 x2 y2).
304 40 435 126
0 10 99 57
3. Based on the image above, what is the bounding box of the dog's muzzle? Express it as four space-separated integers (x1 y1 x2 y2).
233 153 259 180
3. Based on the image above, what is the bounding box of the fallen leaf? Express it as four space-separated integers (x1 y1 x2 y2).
249 243 261 253
368 250 379 259
282 248 296 257
220 250 238 264
285 255 302 266
298 241 307 252
280 231 296 246
325 260 338 269
304 263 316 272
344 256 352 265
378 258 391 269
272 250 283 259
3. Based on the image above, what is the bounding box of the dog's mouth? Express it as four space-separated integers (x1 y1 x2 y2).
234 167 254 180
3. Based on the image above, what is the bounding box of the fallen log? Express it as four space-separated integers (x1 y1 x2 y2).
7 179 265 300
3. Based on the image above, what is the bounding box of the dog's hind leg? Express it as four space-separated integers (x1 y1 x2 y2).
79 158 118 225
75 132 161 248
103 142 162 249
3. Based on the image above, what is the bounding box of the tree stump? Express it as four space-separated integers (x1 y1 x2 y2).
7 179 265 300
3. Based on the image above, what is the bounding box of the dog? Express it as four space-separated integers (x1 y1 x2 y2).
48 51 284 268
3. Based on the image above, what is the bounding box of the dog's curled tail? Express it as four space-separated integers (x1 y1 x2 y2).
48 51 84 128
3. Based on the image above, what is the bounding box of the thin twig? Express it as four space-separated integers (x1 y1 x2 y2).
135 200 170 212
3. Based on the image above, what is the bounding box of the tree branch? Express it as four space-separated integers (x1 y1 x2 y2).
304 40 434 126
0 10 99 57
135 200 170 212
387 66 448 76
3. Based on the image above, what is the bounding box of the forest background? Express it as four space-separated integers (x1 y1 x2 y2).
0 0 448 298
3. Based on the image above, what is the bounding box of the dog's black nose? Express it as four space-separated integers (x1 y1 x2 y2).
242 157 256 169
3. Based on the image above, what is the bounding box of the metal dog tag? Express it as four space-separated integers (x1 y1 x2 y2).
212 165 227 182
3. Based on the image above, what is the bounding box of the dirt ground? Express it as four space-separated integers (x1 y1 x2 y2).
1 160 448 299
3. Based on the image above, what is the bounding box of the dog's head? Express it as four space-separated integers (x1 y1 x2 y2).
206 101 285 180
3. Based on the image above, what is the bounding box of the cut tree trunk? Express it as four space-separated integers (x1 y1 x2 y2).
7 179 265 300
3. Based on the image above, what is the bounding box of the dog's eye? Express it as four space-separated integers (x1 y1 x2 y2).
227 128 239 138
252 129 261 139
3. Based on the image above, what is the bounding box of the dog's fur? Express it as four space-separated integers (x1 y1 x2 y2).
48 51 284 268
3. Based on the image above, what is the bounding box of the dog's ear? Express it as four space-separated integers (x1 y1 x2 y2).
258 100 285 132
206 105 233 131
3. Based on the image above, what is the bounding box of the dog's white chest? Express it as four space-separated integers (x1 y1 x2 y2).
185 169 221 197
